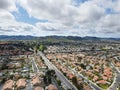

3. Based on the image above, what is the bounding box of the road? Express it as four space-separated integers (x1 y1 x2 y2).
51 77 62 90
109 63 120 90
0 84 3 90
38 51 78 90
78 74 102 90
69 68 102 90
45 49 113 54
31 57 39 73
26 80 33 90
57 58 102 90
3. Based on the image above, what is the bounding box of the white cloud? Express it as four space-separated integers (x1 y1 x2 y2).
0 20 38 35
18 0 106 33
0 0 17 11
0 9 15 20
96 14 120 34
0 0 120 37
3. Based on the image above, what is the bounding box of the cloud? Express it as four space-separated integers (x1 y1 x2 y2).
0 0 17 11
18 0 106 32
96 14 120 35
0 19 40 36
0 0 120 37
0 0 17 20
0 9 15 20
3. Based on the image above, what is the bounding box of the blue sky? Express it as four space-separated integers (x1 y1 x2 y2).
74 0 88 4
12 5 48 25
0 0 120 37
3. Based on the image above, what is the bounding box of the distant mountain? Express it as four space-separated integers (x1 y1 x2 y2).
0 35 36 40
0 35 120 41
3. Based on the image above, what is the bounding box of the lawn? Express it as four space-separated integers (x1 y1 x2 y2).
98 84 109 90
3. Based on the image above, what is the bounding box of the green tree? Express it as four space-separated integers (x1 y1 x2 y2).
80 63 86 69
39 45 46 52
57 79 61 86
72 76 84 90
72 76 78 86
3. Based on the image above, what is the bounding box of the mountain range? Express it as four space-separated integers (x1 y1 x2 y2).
0 35 120 41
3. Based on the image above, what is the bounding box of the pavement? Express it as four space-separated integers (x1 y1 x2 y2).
31 57 39 73
57 58 102 90
51 77 62 90
70 68 102 90
38 51 78 90
109 63 120 90
26 80 33 90
0 84 3 90
78 74 102 90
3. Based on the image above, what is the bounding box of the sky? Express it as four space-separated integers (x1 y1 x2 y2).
0 0 120 37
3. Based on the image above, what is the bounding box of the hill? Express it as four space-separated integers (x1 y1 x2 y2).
0 35 120 41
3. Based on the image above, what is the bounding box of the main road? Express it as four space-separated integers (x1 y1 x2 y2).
38 51 78 90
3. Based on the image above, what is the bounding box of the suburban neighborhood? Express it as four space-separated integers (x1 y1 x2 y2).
0 38 120 90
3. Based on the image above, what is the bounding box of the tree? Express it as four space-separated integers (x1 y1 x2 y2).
72 76 77 86
57 80 61 86
72 76 84 90
80 63 86 69
77 56 82 62
39 45 46 52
